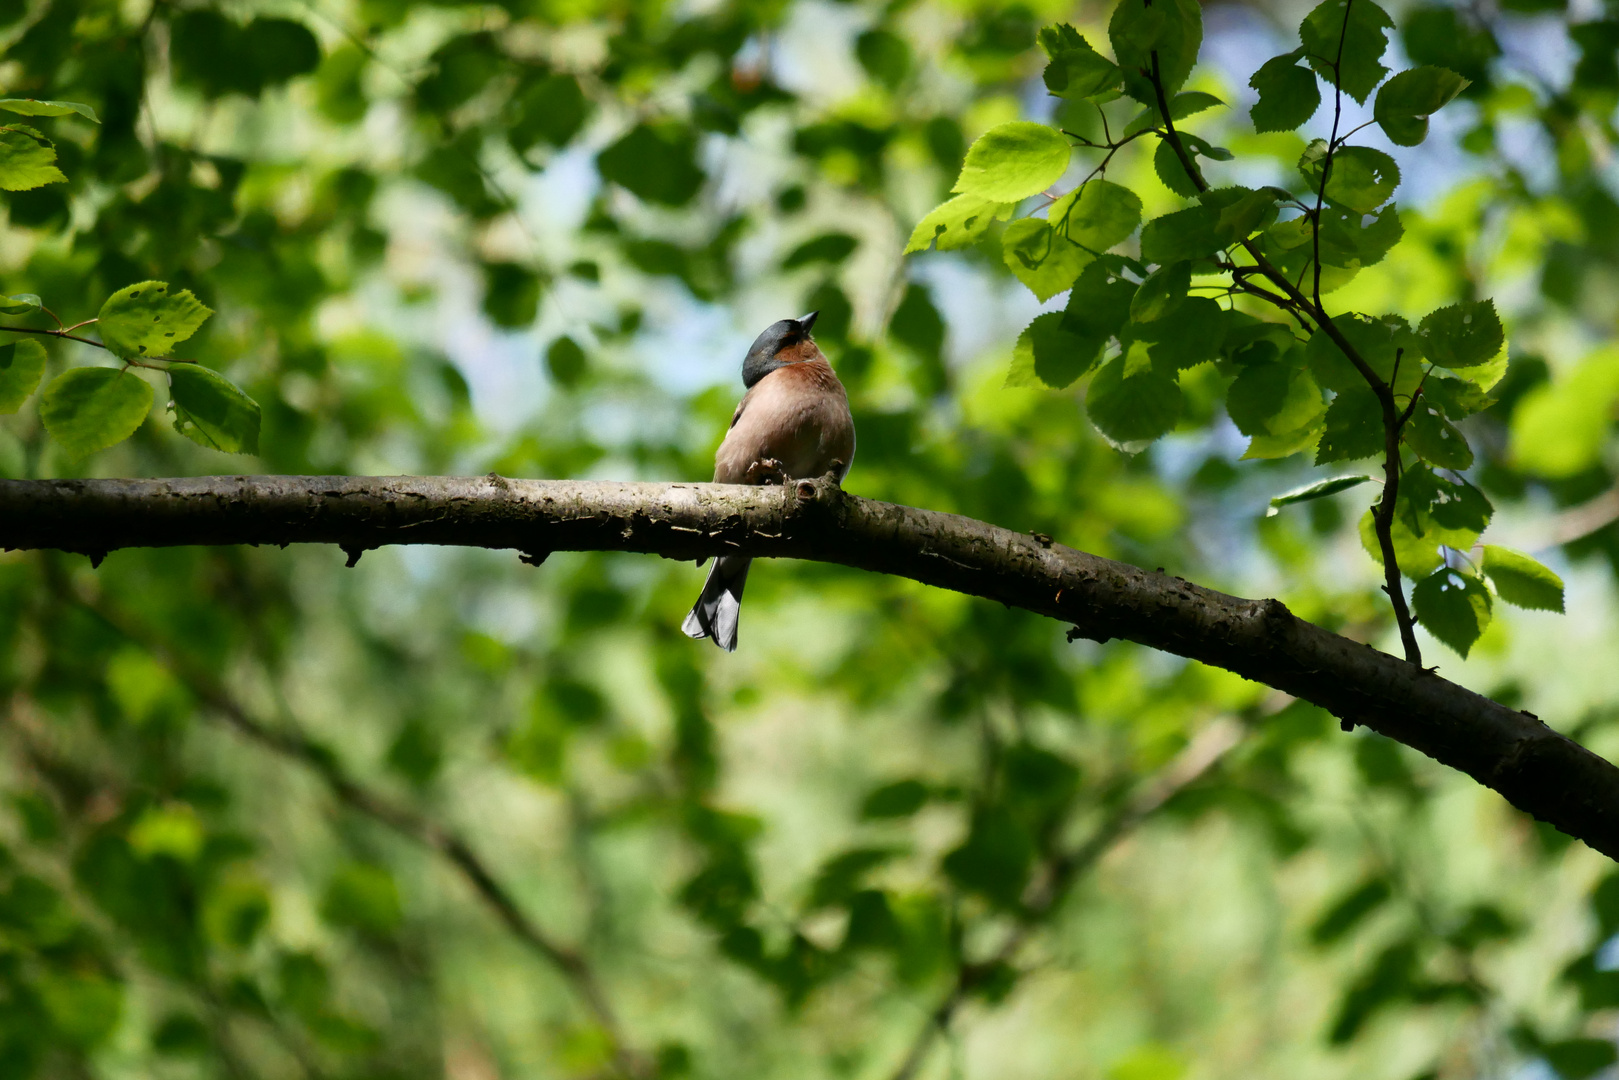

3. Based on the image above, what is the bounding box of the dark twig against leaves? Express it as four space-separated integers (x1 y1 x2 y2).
2 473 1616 862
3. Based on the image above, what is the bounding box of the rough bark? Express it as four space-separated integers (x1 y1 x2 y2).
2 473 1614 860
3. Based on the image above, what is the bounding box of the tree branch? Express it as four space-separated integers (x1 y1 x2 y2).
1 473 1615 860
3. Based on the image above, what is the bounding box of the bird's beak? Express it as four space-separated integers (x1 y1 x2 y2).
795 311 819 333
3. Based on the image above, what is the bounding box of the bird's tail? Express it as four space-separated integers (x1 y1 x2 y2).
682 556 751 652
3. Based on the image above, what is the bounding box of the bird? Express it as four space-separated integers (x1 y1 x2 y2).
683 310 856 651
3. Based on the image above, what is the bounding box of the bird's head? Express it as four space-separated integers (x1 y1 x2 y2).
741 311 820 388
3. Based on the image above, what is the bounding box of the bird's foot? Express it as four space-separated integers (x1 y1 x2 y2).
745 458 786 485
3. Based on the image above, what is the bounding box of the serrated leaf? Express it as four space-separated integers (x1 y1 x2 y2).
1110 0 1203 104
1039 25 1121 100
1228 357 1325 436
1413 568 1492 657
1086 350 1182 449
1424 376 1495 419
1242 419 1324 460
1267 474 1375 516
1001 218 1090 301
1299 142 1400 211
1417 300 1503 369
905 194 1012 254
1403 404 1472 469
0 98 99 122
1130 261 1190 322
1154 136 1203 197
168 364 261 454
953 122 1072 203
0 339 46 412
1299 0 1395 103
1214 187 1283 243
1373 66 1469 146
1306 313 1422 394
1250 51 1321 132
97 281 213 358
1062 261 1136 339
1123 91 1226 138
1318 205 1403 268
0 293 41 315
39 367 152 457
1480 545 1564 612
1140 204 1223 263
1315 386 1385 463
1005 312 1101 389
1051 179 1142 251
0 126 65 191
1122 296 1226 370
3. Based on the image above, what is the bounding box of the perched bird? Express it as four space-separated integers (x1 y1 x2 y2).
683 311 856 651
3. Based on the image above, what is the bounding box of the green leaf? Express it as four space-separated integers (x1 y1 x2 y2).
1129 261 1190 322
1412 567 1492 657
1318 205 1403 268
953 122 1072 203
1299 0 1395 103
1403 404 1472 469
97 281 213 358
1039 25 1121 100
1417 300 1503 369
39 367 153 457
1480 545 1565 612
905 193 1012 254
1062 261 1136 339
784 233 858 269
597 124 704 206
1373 66 1469 146
1212 187 1283 244
1299 142 1400 212
1121 296 1226 370
1052 179 1142 251
1250 50 1321 132
860 779 929 819
0 339 45 412
0 293 41 315
1315 387 1384 463
1122 91 1226 138
1005 312 1101 389
1086 350 1182 449
168 364 261 454
1306 314 1422 394
1001 218 1090 301
1424 376 1495 419
1267 474 1376 516
0 125 65 190
1154 137 1202 198
1228 358 1326 437
1109 0 1203 104
321 863 402 935
1140 204 1222 263
0 98 99 122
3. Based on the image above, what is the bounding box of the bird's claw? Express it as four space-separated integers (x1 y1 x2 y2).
745 458 786 485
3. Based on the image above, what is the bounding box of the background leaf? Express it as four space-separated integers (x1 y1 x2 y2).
0 339 46 412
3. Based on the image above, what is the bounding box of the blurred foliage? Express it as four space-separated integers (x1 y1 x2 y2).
1 0 1619 1077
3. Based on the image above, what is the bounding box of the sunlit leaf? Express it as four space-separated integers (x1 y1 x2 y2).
1267 474 1376 516
1481 545 1565 612
1299 0 1395 103
1374 66 1469 146
953 122 1073 203
97 281 213 358
0 98 99 122
0 125 65 190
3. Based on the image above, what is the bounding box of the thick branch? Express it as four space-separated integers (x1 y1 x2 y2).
1 474 1616 860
